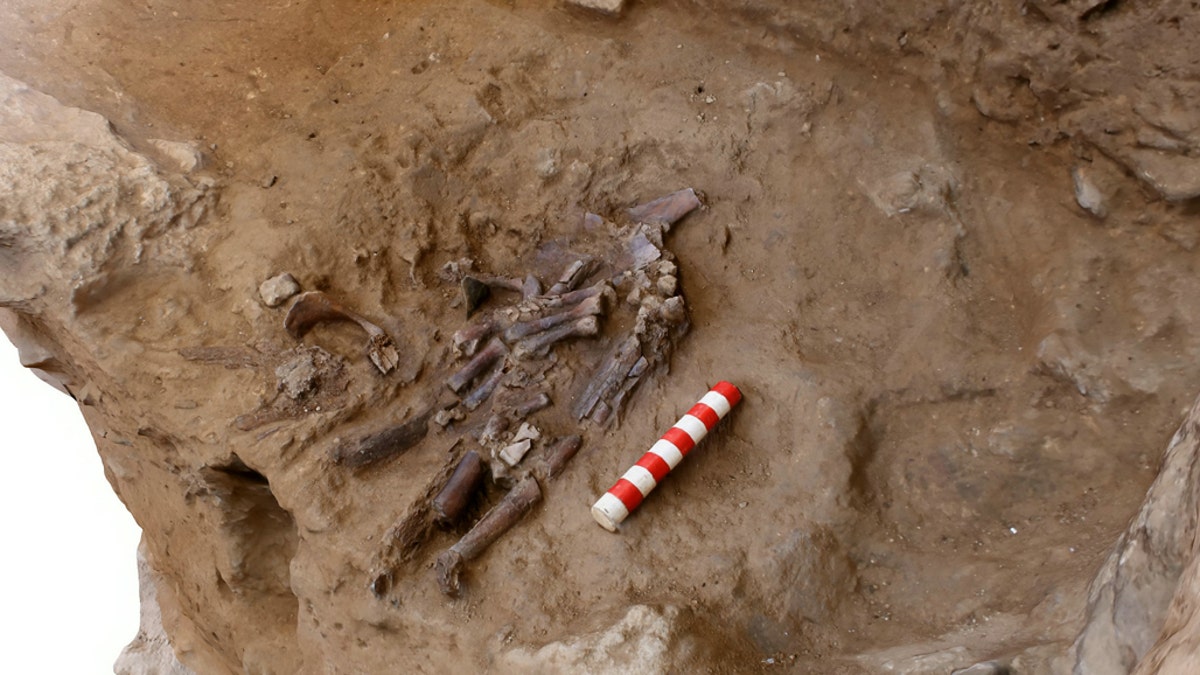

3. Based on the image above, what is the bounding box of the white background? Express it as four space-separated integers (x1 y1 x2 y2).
0 335 141 673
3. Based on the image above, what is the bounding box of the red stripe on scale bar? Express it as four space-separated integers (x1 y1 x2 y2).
661 426 696 455
712 381 742 406
686 402 720 430
608 478 646 510
635 452 672 482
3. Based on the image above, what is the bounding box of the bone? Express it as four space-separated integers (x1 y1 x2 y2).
461 276 491 317
513 315 600 359
498 439 532 467
284 291 399 374
522 274 542 299
432 451 485 528
462 362 506 411
435 475 542 596
504 293 605 342
535 435 583 482
452 316 500 357
480 414 509 444
536 282 609 310
626 187 702 226
512 392 552 418
331 411 431 469
547 259 594 295
447 337 508 394
573 336 641 420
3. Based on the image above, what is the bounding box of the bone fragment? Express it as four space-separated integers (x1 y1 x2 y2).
461 277 491 317
504 293 605 342
498 439 532 467
435 476 542 596
512 392 552 418
626 188 702 226
512 422 541 444
535 435 583 482
574 336 641 420
522 274 542 299
535 282 609 310
452 316 499 357
284 291 399 374
480 415 509 444
462 363 506 411
447 337 508 393
513 315 599 359
432 451 485 528
547 259 594 295
331 411 431 469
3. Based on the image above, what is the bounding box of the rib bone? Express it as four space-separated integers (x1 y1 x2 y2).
626 187 702 226
331 411 431 469
284 291 399 374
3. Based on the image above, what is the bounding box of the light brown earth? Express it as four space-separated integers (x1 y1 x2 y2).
3 1 1200 672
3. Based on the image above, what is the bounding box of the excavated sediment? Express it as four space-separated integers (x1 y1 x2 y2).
4 1 1200 672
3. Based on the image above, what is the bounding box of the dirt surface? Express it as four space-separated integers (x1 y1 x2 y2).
4 1 1200 672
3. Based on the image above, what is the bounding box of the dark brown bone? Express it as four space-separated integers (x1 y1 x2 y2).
535 435 583 482
462 363 506 411
512 392 551 418
432 451 485 528
535 282 608 310
574 336 641 420
446 337 508 393
435 475 542 596
331 411 431 469
626 188 702 226
452 316 500 357
504 293 605 342
283 291 399 374
512 315 600 359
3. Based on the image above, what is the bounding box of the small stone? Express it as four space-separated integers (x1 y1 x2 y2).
433 408 465 428
1072 166 1107 218
657 275 678 296
261 174 278 189
259 273 301 307
566 0 624 15
499 439 533 467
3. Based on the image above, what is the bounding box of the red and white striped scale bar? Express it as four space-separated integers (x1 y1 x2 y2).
591 381 742 532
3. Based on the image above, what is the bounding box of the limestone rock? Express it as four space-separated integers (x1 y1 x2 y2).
258 273 301 308
1071 394 1200 673
114 539 195 675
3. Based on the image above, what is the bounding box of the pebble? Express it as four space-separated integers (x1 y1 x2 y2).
259 273 301 307
499 439 533 467
566 0 624 15
1072 166 1107 218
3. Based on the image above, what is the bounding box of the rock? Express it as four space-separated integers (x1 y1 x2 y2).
1071 394 1200 673
1072 166 1107 219
258 273 301 308
115 539 196 675
952 661 1010 675
275 349 322 400
147 139 203 174
494 605 682 672
565 0 625 16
